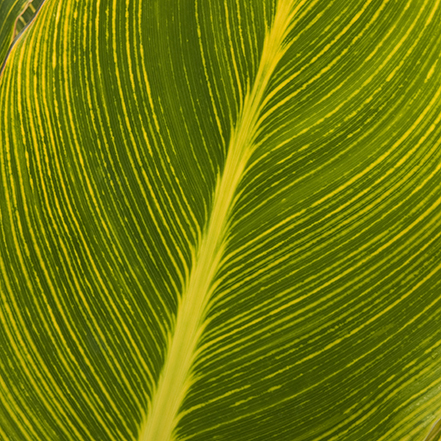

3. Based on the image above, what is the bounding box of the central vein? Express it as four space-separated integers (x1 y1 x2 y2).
138 2 295 440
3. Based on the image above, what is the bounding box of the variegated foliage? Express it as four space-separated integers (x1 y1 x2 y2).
1 1 441 440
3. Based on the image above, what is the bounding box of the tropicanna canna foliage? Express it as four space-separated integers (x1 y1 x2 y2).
1 0 441 440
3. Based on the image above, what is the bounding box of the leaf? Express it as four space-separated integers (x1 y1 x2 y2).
1 1 441 440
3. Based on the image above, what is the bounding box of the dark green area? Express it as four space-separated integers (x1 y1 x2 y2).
0 0 46 72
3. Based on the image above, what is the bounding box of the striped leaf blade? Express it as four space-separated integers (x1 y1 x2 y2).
1 1 441 441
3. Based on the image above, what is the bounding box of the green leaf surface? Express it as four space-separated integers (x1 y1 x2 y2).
1 1 441 440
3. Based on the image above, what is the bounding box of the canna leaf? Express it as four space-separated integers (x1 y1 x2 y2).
1 1 441 440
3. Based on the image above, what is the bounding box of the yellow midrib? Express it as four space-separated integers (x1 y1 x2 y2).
138 2 294 440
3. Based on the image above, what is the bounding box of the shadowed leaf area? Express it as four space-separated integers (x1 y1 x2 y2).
0 0 46 70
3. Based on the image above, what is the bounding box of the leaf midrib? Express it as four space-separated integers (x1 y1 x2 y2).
138 2 295 440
